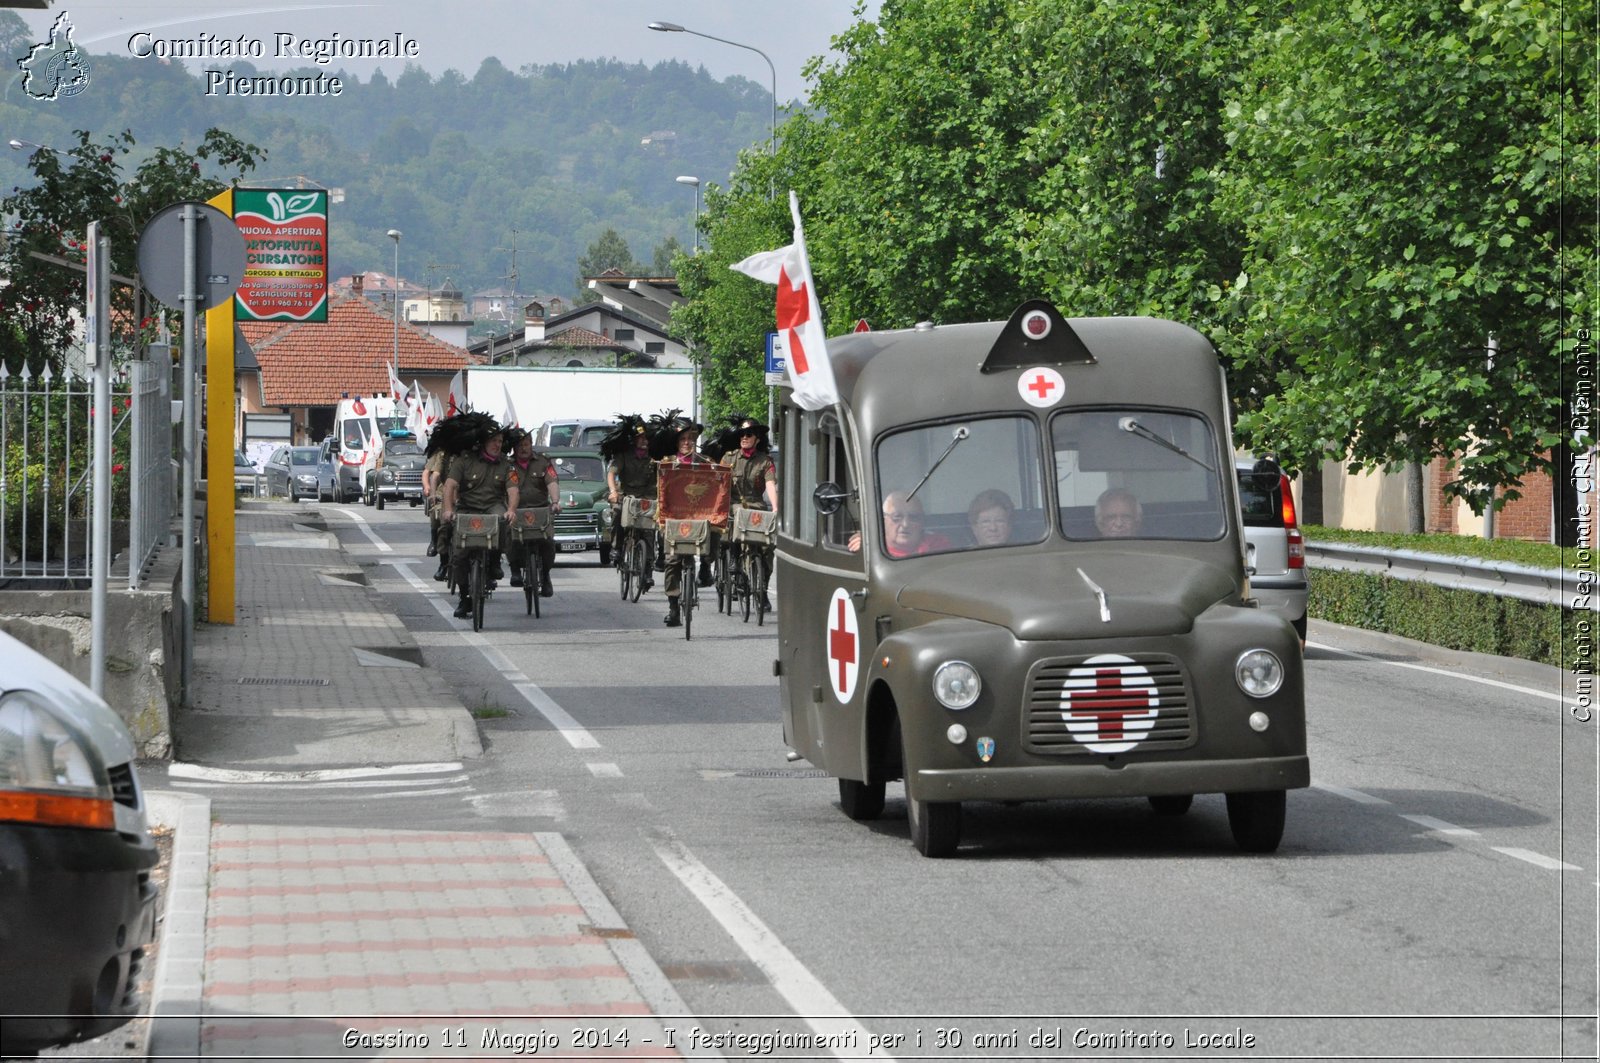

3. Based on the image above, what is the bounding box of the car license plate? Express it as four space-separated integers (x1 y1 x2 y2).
559 542 587 552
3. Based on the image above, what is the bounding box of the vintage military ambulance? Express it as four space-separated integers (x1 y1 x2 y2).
774 301 1308 857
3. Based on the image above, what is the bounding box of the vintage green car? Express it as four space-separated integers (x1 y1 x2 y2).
775 302 1308 857
544 448 614 566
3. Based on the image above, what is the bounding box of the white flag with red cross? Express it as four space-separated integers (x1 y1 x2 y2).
386 361 407 405
728 191 840 411
446 370 466 416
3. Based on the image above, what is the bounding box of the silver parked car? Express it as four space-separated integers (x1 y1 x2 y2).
1237 456 1309 642
0 631 159 1055
262 445 322 501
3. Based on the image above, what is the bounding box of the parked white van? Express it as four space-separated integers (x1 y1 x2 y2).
331 396 404 503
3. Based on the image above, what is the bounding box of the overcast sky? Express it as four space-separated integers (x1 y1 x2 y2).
15 0 879 103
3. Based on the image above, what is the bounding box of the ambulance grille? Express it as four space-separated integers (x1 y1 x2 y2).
1023 654 1195 755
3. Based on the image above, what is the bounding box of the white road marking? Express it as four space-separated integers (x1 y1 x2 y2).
587 762 625 778
650 827 892 1061
390 559 603 749
168 762 461 783
466 790 565 819
1307 640 1579 707
1312 781 1391 804
330 505 392 552
1493 847 1582 871
171 774 468 790
1401 813 1479 836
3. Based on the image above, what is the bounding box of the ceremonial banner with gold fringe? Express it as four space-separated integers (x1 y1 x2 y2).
657 463 731 529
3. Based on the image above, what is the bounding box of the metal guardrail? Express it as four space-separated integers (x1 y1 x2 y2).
1306 541 1590 609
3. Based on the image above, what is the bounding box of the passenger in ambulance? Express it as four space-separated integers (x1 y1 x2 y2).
966 488 1015 547
847 491 953 557
1094 488 1143 538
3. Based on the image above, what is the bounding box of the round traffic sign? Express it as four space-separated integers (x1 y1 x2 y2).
137 201 247 311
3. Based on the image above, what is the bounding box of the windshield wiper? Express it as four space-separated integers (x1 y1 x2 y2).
905 425 970 502
1117 417 1214 472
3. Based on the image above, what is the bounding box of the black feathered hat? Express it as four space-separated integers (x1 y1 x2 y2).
598 414 648 462
425 411 502 457
647 408 703 459
734 416 771 452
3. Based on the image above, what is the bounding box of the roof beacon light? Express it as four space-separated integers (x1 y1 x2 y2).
1021 309 1052 340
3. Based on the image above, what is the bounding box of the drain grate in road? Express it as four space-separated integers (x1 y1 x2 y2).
238 677 331 686
732 768 830 780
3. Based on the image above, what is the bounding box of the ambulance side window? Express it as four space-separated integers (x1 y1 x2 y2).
784 404 814 542
820 413 859 551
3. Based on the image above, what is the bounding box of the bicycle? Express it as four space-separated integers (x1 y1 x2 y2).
663 517 711 641
451 511 500 632
714 534 738 615
618 495 657 604
508 506 551 619
731 505 776 626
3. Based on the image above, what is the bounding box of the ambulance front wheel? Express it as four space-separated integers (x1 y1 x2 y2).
1225 789 1286 853
838 778 885 821
907 786 961 858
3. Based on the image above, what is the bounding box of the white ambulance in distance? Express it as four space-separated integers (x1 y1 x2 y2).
331 395 405 503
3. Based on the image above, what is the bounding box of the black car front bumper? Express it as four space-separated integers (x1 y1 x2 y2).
0 822 159 1055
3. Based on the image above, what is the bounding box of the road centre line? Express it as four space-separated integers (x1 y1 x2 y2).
588 763 625 778
649 826 890 1061
1401 813 1479 836
1492 847 1582 871
389 558 602 749
332 506 392 552
168 762 462 783
1306 640 1579 707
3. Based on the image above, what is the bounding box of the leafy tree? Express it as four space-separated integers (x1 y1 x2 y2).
649 236 685 276
0 127 264 373
1217 0 1593 511
573 227 639 303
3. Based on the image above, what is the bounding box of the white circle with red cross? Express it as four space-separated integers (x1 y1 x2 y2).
1017 366 1065 408
826 587 860 703
1059 653 1160 754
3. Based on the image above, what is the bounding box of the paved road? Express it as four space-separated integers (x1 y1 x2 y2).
156 501 1598 1061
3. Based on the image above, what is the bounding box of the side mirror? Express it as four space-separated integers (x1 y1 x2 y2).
813 481 850 515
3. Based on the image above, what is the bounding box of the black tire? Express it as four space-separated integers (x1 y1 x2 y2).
715 545 730 614
629 537 648 603
682 580 695 641
1226 790 1286 853
376 492 386 510
599 543 612 567
753 550 770 627
740 551 754 623
907 786 962 857
470 553 486 632
525 555 538 616
839 777 886 821
1148 794 1194 816
620 537 633 601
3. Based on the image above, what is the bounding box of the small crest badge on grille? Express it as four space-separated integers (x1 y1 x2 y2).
976 736 995 762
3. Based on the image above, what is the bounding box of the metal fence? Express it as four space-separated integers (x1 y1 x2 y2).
0 349 173 590
1306 540 1585 609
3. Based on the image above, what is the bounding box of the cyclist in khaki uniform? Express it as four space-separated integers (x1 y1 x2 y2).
506 428 559 597
442 419 518 619
720 417 779 610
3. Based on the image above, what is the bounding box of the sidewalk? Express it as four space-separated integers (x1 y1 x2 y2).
143 503 694 1059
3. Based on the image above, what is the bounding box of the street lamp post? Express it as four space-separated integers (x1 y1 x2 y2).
386 229 401 371
675 176 701 253
648 22 777 155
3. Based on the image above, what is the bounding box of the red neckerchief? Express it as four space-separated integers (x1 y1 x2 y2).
740 446 756 458
480 448 501 464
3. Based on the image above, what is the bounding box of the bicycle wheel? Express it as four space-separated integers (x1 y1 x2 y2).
714 543 729 613
682 571 695 641
530 553 542 619
619 533 634 601
740 549 753 623
470 552 486 632
629 535 648 603
753 550 771 626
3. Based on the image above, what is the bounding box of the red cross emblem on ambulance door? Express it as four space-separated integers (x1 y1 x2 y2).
826 588 859 702
1018 366 1065 409
1059 654 1159 754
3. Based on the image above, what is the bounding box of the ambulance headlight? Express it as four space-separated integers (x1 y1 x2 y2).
932 661 981 710
1234 649 1284 698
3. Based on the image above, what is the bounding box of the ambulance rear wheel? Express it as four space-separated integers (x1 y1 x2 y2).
1148 794 1193 816
1225 790 1285 853
838 778 885 821
907 787 961 858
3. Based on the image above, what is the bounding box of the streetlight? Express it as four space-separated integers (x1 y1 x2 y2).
675 176 701 253
7 137 72 158
648 21 776 155
386 229 401 370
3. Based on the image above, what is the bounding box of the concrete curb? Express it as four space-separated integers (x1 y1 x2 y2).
143 789 211 1062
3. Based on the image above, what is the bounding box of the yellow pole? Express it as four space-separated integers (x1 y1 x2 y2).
204 187 236 624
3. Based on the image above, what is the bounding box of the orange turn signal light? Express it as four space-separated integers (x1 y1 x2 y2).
0 790 115 830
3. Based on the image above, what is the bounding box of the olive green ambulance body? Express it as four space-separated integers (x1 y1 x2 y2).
774 301 1308 857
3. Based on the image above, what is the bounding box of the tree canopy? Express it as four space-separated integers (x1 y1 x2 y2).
678 0 1591 506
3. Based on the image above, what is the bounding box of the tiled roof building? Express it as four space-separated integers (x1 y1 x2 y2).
240 294 478 407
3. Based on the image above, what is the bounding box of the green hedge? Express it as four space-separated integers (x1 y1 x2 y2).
1309 569 1568 667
